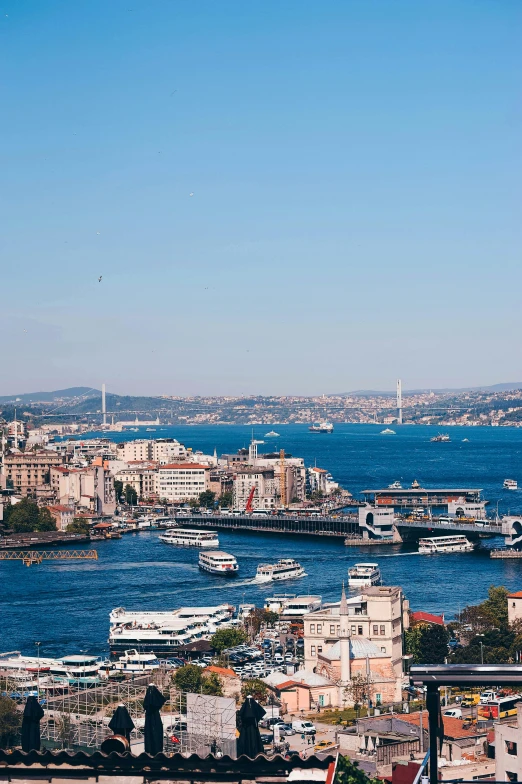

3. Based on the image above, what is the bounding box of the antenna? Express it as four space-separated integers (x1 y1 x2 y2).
396 379 403 425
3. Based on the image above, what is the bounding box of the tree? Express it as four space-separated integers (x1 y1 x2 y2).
483 586 509 628
37 507 57 532
218 491 233 508
114 479 123 500
173 664 203 693
8 497 40 533
189 498 200 508
241 678 268 704
124 484 138 505
344 673 373 708
405 623 449 664
66 518 91 535
201 672 223 696
263 611 279 628
247 608 280 636
0 696 22 749
211 627 248 654
336 755 381 784
199 490 216 509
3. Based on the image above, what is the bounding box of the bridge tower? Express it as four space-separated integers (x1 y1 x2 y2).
397 379 403 425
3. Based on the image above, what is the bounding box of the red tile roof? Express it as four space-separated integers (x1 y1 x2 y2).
204 665 238 678
508 591 522 598
278 680 312 690
398 712 486 739
159 464 210 470
411 611 445 626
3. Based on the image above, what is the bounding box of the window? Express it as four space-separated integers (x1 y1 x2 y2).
330 624 335 635
310 624 315 633
506 741 518 756
380 625 386 635
317 624 322 634
318 646 322 653
506 773 518 782
358 626 363 635
381 647 386 653
373 625 379 635
311 645 316 656
337 625 340 635
351 625 356 635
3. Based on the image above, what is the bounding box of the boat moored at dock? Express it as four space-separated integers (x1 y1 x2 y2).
255 558 306 582
159 529 219 548
114 649 160 673
198 550 239 576
418 535 474 554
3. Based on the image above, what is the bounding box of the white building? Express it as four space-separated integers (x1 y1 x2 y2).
152 439 187 464
232 467 279 510
121 440 153 462
157 463 210 502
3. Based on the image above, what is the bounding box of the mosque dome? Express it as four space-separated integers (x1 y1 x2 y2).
322 637 383 661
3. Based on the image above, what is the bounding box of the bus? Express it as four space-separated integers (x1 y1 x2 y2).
477 695 522 720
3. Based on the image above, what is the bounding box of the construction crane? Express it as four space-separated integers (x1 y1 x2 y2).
245 486 256 513
280 448 286 508
0 550 98 567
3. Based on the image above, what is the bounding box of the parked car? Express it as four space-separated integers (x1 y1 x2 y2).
279 723 295 736
443 709 462 719
292 720 316 734
314 740 336 753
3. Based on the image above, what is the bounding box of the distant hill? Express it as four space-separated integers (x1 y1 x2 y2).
0 387 99 404
337 382 522 397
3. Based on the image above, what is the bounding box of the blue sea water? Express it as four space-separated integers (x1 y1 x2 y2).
3 424 522 658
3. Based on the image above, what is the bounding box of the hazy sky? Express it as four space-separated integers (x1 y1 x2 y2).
1 1 521 396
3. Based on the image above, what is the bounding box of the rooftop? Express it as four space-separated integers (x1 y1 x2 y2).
411 611 445 625
362 487 482 494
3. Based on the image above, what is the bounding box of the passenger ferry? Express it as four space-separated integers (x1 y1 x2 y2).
504 479 518 491
265 430 280 437
418 535 474 554
108 604 234 655
50 655 102 687
348 563 381 588
114 650 160 673
380 428 396 435
430 433 450 442
199 551 239 577
159 529 219 548
309 421 334 433
255 559 306 582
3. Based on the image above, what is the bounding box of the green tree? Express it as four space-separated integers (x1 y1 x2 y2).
218 491 233 508
124 484 138 505
405 623 449 664
336 756 380 784
241 678 268 704
37 507 57 532
483 586 509 628
8 498 40 533
114 479 123 500
211 627 248 653
173 664 203 693
199 490 216 509
189 498 200 508
263 611 279 628
66 518 91 535
0 696 22 748
201 672 223 696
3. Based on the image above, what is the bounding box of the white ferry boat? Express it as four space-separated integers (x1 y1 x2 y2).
430 433 450 442
255 558 306 582
380 428 396 435
348 563 381 588
199 550 239 577
265 430 280 437
309 421 334 433
50 655 102 687
159 529 219 548
114 650 160 673
388 481 402 488
108 604 234 655
504 479 518 491
418 535 474 554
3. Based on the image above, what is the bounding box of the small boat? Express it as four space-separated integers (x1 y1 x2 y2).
418 535 474 554
159 528 219 548
430 433 450 442
309 421 334 433
348 563 381 588
380 428 396 435
199 550 239 576
504 479 518 491
114 650 160 673
146 428 157 432
411 479 421 489
265 431 280 437
255 558 306 582
388 481 402 489
462 438 469 442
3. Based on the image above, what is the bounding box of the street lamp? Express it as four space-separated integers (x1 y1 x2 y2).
479 641 484 665
35 641 41 697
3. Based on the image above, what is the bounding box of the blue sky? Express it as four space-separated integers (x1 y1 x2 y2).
1 0 520 395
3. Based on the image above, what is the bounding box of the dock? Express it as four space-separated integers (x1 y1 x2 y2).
490 549 522 559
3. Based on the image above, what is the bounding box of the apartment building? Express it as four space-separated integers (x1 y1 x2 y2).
157 463 209 502
50 458 116 516
3 450 62 496
303 586 408 687
232 467 278 510
495 709 522 782
114 465 158 500
121 440 153 462
151 439 187 464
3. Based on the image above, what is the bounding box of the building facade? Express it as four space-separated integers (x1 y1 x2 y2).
3 450 62 496
157 463 210 502
232 467 278 510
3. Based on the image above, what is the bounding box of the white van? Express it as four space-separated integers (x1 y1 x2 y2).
480 691 498 704
292 720 316 735
443 709 462 719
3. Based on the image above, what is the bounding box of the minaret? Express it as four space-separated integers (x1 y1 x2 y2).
339 582 351 689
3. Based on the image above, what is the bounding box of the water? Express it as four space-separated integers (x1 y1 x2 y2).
3 424 522 658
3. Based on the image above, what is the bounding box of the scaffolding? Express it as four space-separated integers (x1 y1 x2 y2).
7 668 237 756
